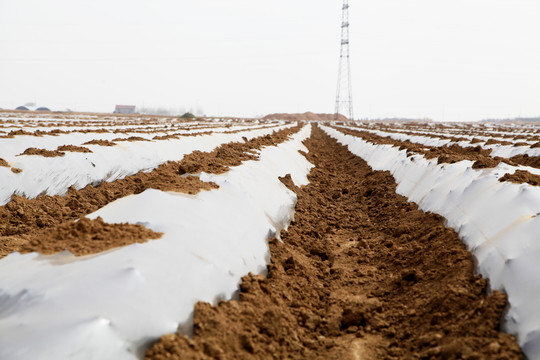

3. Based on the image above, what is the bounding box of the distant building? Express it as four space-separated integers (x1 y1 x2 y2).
114 105 136 114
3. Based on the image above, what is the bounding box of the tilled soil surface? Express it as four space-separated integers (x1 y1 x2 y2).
334 126 540 185
500 170 540 186
57 145 93 153
25 217 163 256
83 139 117 146
349 123 539 144
0 125 300 258
146 125 522 359
18 147 67 158
508 154 540 170
334 126 505 169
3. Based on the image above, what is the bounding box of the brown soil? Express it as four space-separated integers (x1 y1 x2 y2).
77 128 111 134
84 139 117 146
351 124 536 148
500 170 540 186
0 129 73 138
0 129 36 138
77 125 279 147
12 217 162 256
432 145 497 169
146 126 521 360
334 126 504 168
0 126 301 259
333 126 540 186
153 134 181 141
57 145 93 153
509 154 540 169
0 174 214 259
485 139 512 146
178 127 300 175
113 136 151 142
19 147 65 157
177 131 213 137
264 112 349 122
49 129 69 135
470 156 503 169
0 158 22 174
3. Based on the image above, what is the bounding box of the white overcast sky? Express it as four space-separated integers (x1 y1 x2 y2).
0 0 539 121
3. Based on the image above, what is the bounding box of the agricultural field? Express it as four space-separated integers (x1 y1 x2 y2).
1 111 539 359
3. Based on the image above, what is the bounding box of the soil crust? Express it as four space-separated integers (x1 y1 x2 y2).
146 125 522 359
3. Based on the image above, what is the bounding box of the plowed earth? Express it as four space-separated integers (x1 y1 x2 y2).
349 124 540 156
334 126 540 186
348 123 539 143
333 126 505 168
57 145 93 153
146 126 522 359
500 170 540 186
0 125 300 258
28 217 163 256
19 147 66 157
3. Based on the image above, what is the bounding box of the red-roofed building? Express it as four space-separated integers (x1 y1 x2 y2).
114 105 136 114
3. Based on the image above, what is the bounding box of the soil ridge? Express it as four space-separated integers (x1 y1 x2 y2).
0 125 301 258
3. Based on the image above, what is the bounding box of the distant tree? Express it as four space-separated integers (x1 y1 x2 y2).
180 112 196 119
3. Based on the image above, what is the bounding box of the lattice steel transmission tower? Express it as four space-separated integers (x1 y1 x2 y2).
334 0 353 121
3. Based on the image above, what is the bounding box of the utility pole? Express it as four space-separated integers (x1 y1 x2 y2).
334 0 354 121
